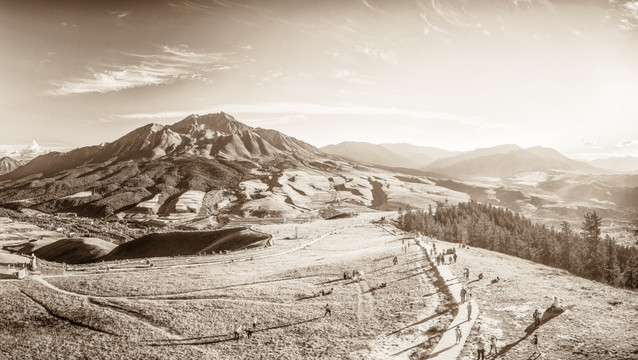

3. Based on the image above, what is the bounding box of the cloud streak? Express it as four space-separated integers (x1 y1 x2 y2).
114 102 508 129
47 46 246 95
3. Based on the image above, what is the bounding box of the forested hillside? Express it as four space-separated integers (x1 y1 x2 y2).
397 201 638 289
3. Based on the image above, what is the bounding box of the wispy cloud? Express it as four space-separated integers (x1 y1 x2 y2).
617 1 638 31
115 102 497 127
355 45 397 64
617 139 638 147
331 69 372 85
47 46 246 95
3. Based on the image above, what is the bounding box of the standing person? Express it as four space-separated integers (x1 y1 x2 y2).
467 301 472 321
324 303 332 317
531 334 540 355
253 314 257 330
489 336 498 355
455 325 462 345
533 309 540 328
477 337 486 360
453 253 457 263
460 287 467 303
233 320 241 340
393 256 398 265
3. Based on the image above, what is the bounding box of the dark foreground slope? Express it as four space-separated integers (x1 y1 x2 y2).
34 238 117 264
101 227 270 261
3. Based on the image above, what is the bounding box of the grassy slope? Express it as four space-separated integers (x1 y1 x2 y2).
430 239 638 360
0 215 453 359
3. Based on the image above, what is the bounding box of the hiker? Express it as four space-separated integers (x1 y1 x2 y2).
467 301 472 321
460 287 467 303
343 271 349 280
393 256 398 265
531 334 540 355
548 296 563 313
478 273 483 280
489 336 498 354
30 254 37 271
233 320 242 340
253 315 257 330
464 268 470 280
533 309 540 328
324 303 332 317
245 328 253 338
453 253 457 263
455 326 462 345
477 337 486 360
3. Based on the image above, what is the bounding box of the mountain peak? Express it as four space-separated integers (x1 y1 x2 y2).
169 112 251 135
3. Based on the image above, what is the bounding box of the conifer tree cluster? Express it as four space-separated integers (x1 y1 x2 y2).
397 201 638 289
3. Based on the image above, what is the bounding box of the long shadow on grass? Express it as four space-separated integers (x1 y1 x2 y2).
136 274 322 299
423 344 456 358
146 316 323 347
391 341 432 357
390 270 427 283
492 309 563 358
387 309 451 336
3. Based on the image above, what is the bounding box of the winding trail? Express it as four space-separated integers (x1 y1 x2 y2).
419 241 479 360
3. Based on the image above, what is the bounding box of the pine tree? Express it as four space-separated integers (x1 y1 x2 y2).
582 212 604 281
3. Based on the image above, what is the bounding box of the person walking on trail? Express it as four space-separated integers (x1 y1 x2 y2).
253 315 257 330
393 256 398 265
324 303 332 317
533 309 540 328
455 326 462 345
477 337 486 360
467 301 472 321
531 334 540 355
489 336 498 355
453 253 457 263
460 287 467 303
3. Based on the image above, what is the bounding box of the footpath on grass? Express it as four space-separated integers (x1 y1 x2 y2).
419 240 479 360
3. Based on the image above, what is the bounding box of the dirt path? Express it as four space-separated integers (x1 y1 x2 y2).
419 241 479 360
365 227 443 360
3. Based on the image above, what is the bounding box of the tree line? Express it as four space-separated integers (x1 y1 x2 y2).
397 201 638 290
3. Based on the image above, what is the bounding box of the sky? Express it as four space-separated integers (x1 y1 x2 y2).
1 0 638 160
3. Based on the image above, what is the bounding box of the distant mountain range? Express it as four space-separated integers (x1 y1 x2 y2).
320 141 458 169
322 142 603 179
1 113 637 224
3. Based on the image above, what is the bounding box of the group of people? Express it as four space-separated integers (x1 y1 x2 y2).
433 251 457 265
232 315 258 340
